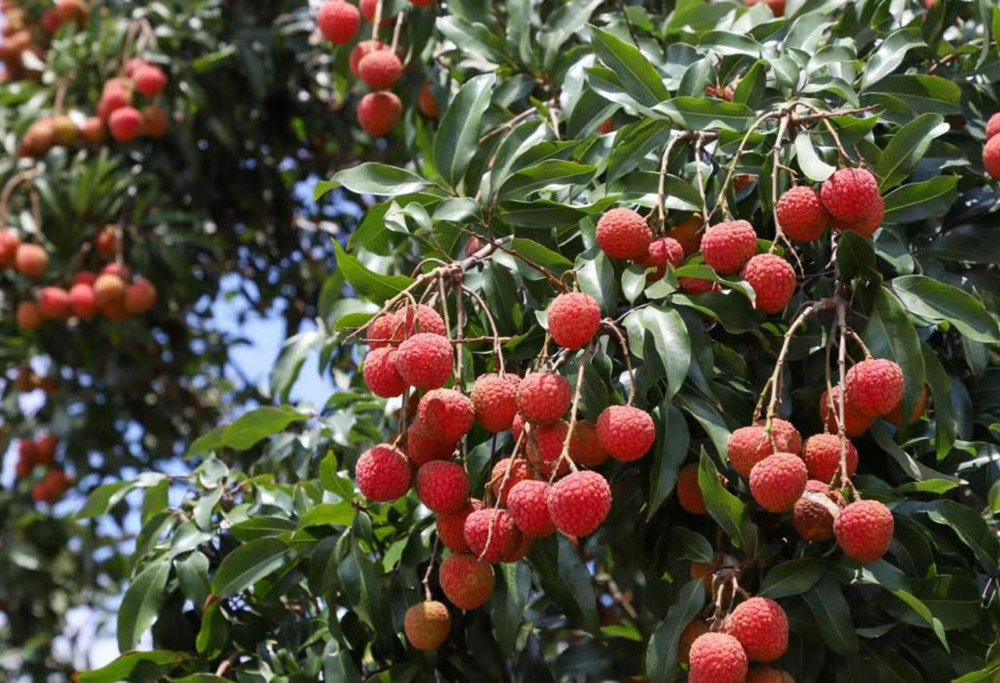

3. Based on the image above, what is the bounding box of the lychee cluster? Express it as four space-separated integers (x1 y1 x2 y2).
15 432 72 504
687 596 791 682
0 1 89 83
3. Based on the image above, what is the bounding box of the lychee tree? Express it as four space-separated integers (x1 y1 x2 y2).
13 0 1000 680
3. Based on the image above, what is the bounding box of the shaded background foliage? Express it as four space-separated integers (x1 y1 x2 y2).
1 0 1000 681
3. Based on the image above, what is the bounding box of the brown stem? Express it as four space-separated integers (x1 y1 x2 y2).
422 536 440 602
390 11 405 54
602 320 637 406
551 349 591 481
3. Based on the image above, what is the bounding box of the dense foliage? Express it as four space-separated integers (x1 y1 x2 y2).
2 0 1000 681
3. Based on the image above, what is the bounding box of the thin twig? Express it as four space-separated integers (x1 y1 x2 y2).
602 320 637 406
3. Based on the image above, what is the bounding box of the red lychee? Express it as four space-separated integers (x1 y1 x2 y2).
679 619 711 664
16 301 42 331
81 117 106 144
94 274 125 309
0 229 21 268
766 418 803 455
688 632 748 683
821 167 879 223
69 283 97 319
724 597 788 662
38 287 71 320
489 457 534 505
470 373 519 432
15 244 48 279
802 433 858 482
820 386 875 437
834 499 894 563
701 220 757 275
358 92 402 136
363 347 407 397
727 423 799 478
349 40 386 78
596 405 655 461
742 253 796 315
366 312 395 348
777 187 828 242
749 452 807 513
547 292 601 350
395 333 452 389
668 215 704 256
437 499 483 552
569 421 607 466
987 113 1000 141
680 277 719 295
547 470 611 537
418 82 439 118
417 389 475 442
984 135 1000 180
638 237 684 280
358 50 403 90
356 444 412 501
793 479 844 542
123 278 157 314
438 553 495 609
595 207 652 260
109 106 143 143
516 372 571 424
391 304 447 340
526 421 573 477
507 480 557 537
317 0 360 44
677 463 706 515
142 106 169 138
416 460 469 513
404 601 451 650
845 358 904 417
134 64 167 97
464 508 520 562
831 191 884 238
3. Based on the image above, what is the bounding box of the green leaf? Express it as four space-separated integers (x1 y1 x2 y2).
211 537 291 599
803 575 860 654
860 28 926 90
492 561 531 653
575 250 618 315
863 288 925 422
76 651 188 683
891 275 1000 343
732 60 766 109
221 406 310 451
270 330 324 403
867 75 961 116
318 163 429 198
499 160 596 198
528 534 600 633
76 481 137 519
589 26 669 108
333 240 414 304
175 551 211 609
921 341 955 456
622 305 691 399
760 558 826 598
510 238 573 270
195 601 228 657
117 560 171 651
606 119 672 182
645 579 706 682
298 502 356 529
435 72 496 187
648 404 690 520
794 131 836 182
875 113 948 190
923 500 1000 573
654 97 755 132
836 231 879 283
698 449 746 548
883 176 958 224
922 225 1000 264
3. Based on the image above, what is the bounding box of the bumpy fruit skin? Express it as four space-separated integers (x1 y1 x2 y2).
821 167 879 223
596 405 655 461
366 312 395 348
832 192 884 238
490 457 534 505
701 220 757 275
767 418 803 454
437 499 483 552
887 384 928 426
794 479 844 542
834 499 894 563
638 237 684 280
987 113 1000 141
439 553 495 609
777 186 828 242
395 333 452 389
547 292 601 350
358 92 402 136
570 421 607 466
507 480 557 537
363 347 407 397
418 389 475 442
845 358 904 417
16 301 43 331
724 597 789 662
317 0 360 43
596 208 652 260
15 244 48 279
404 601 451 651
503 533 533 562
471 374 519 432
349 40 386 78
742 253 796 314
747 668 795 683
517 372 571 424
668 215 704 256
680 277 719 295
358 50 402 90
39 287 71 320
547 471 611 537
109 106 143 143
820 386 875 437
985 135 1000 180
727 425 797 478
749 453 807 513
679 619 711 665
416 460 469 513
677 463 706 515
391 304 447 340
688 632 748 683
356 444 412 501
464 508 520 562
802 433 858 482
526 421 572 477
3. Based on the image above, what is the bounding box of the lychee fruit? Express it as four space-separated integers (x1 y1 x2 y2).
94 225 120 259
358 50 403 90
766 418 803 454
516 372 571 424
595 207 652 260
489 457 534 505
727 425 792 478
680 277 719 295
845 358 904 417
987 112 1000 141
502 533 533 562
0 229 21 268
15 244 47 279
470 373 519 432
355 444 412 501
69 283 97 319
526 421 573 477
438 553 495 609
596 405 655 461
366 312 395 348
349 39 386 78
16 301 43 331
123 278 157 314
404 600 451 650
109 106 143 143
38 287 71 320
597 117 616 134
81 117 106 144
983 136 1000 180
793 479 844 542
688 632 748 683
547 291 601 350
802 433 858 482
51 115 79 147
820 386 875 437
701 220 757 275
406 420 456 466
724 597 788 662
668 215 704 256
142 106 169 138
363 347 407 397
358 92 402 136
418 82 439 118
741 253 796 314
820 167 879 223
749 452 807 513
102 262 131 280
317 0 360 44
94 274 125 309
416 460 469 513
831 192 884 238
134 64 167 97
887 384 928 426
638 237 684 280
464 508 520 562
569 421 607 466
391 304 447 340
437 499 483 552
776 185 830 242
395 333 452 389
417 389 475 442
677 463 706 515
507 480 557 537
547 470 611 537
834 499 894 563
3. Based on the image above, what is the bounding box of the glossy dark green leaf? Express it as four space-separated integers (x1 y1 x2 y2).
211 537 291 598
528 534 600 633
435 72 496 187
863 288 926 422
318 163 430 198
648 404 690 520
333 240 415 304
760 558 826 598
883 176 958 224
589 26 669 107
697 449 746 548
117 560 171 651
622 305 691 399
221 406 311 451
803 575 860 655
891 275 1000 343
645 579 706 682
655 97 755 132
875 113 948 190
